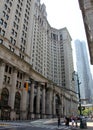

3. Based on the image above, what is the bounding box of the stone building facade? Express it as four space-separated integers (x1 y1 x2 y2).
0 0 77 120
0 52 77 120
78 0 93 64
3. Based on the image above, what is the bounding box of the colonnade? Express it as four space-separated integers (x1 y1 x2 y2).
0 60 78 120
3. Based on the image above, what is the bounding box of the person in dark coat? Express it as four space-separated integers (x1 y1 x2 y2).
65 116 70 126
58 117 60 127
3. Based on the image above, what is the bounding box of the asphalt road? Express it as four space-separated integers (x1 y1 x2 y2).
0 120 71 130
2 118 93 130
0 119 93 130
0 126 55 130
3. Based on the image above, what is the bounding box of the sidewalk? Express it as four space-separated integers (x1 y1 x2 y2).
80 121 93 130
71 121 93 130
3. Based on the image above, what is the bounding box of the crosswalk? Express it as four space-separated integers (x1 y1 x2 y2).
31 124 71 129
30 120 71 130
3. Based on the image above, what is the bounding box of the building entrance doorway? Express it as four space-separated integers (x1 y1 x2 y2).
1 88 10 120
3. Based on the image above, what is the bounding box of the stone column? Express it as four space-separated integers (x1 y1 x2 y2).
0 61 5 118
9 67 17 120
42 86 45 118
20 76 28 120
70 95 73 115
0 61 5 96
36 84 40 118
61 94 64 116
30 81 34 119
20 87 28 120
63 95 65 116
65 98 68 116
46 89 52 118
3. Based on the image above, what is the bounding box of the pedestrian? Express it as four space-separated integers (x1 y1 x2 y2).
75 116 78 127
71 116 75 127
65 116 69 126
58 117 60 127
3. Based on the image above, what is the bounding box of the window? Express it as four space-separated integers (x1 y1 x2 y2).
15 32 17 37
5 65 8 72
4 4 7 10
14 39 16 45
13 22 19 30
4 75 7 83
20 73 22 79
7 8 10 13
16 9 18 14
9 45 11 50
0 19 3 25
60 34 63 40
7 77 10 84
10 36 13 43
9 67 12 74
10 37 16 45
0 39 3 44
3 11 6 17
2 30 5 36
4 22 7 28
9 2 12 7
6 0 9 3
6 15 9 20
11 29 14 35
17 4 19 9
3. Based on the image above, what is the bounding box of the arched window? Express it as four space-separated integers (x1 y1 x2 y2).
1 88 9 107
14 92 21 114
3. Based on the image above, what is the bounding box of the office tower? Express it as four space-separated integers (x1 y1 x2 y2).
31 0 74 90
74 39 93 104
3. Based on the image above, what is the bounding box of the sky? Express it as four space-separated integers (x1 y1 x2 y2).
41 0 93 73
39 0 93 100
41 0 87 41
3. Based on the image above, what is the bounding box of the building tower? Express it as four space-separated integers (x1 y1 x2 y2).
74 39 93 104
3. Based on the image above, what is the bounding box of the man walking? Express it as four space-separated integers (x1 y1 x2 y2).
58 117 60 127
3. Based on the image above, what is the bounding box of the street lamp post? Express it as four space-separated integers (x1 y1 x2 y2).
72 71 82 116
72 71 88 128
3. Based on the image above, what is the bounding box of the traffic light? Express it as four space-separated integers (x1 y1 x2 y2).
24 82 28 91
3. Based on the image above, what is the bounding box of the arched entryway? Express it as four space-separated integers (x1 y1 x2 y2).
55 94 61 117
33 95 36 115
14 92 21 120
1 88 10 120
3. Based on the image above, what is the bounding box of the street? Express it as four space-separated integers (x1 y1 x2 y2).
0 118 93 130
0 119 71 130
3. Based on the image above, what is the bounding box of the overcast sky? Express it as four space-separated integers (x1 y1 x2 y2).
41 0 93 72
41 0 87 41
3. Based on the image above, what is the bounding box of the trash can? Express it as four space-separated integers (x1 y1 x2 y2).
80 118 87 129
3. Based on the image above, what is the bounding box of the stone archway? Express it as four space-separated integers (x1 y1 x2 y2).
55 94 61 117
1 88 10 120
40 96 42 118
33 95 36 115
14 92 21 120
